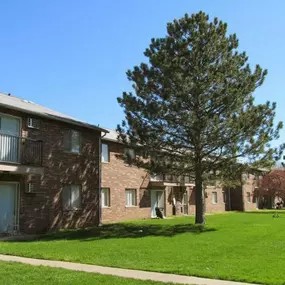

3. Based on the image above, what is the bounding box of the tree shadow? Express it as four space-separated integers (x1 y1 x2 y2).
7 222 216 242
244 210 285 215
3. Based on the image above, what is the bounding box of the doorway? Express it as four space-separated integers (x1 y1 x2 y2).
0 115 21 163
151 190 165 218
0 183 19 233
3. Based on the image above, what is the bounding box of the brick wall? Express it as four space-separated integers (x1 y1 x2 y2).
242 174 259 211
101 141 150 222
0 106 101 234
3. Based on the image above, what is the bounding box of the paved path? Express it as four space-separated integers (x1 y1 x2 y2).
0 254 260 285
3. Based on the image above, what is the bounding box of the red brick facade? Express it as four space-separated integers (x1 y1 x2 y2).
101 138 260 223
0 106 101 234
101 141 150 222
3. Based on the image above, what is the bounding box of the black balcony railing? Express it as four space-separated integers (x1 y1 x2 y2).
0 133 42 166
150 174 194 184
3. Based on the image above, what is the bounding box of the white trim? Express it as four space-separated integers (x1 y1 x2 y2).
0 164 44 175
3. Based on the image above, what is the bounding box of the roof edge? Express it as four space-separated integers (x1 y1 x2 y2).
0 102 109 133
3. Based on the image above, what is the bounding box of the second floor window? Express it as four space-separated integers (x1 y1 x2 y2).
124 148 135 159
102 143 109 162
63 130 81 153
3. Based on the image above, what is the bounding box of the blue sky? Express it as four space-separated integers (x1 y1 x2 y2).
1 0 285 146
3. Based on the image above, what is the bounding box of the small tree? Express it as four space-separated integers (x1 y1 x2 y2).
259 170 285 203
117 12 284 224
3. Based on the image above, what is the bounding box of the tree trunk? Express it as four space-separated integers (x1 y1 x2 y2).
195 165 205 224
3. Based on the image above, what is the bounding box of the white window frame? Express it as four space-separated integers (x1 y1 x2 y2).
64 130 81 154
101 188 110 208
62 185 82 210
125 189 137 207
102 143 109 162
212 191 218 204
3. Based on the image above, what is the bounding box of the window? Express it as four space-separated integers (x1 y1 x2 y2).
101 188 110 207
62 185 82 210
247 192 251 203
222 191 226 203
63 130 81 153
125 189 137 206
102 143 109 162
212 191 218 204
124 148 135 159
27 118 40 129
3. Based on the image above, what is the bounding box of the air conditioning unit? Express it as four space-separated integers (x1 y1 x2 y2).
27 118 40 129
26 183 36 193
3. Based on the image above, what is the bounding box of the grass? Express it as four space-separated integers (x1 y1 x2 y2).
0 261 177 285
1 211 285 285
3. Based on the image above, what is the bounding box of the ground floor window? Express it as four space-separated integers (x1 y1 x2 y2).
101 188 110 207
62 185 82 210
125 189 137 206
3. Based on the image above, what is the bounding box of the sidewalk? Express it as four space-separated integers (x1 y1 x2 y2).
0 254 260 285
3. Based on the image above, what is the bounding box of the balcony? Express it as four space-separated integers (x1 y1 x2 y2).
0 134 43 174
150 174 194 185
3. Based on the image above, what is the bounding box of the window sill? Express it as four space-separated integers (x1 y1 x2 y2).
125 205 138 208
63 208 82 212
102 206 111 209
212 202 217 205
101 161 109 164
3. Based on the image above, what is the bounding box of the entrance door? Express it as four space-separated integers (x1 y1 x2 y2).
151 190 165 218
0 116 20 163
0 184 18 232
182 192 189 215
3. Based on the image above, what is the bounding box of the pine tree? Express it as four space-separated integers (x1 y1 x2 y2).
117 12 284 224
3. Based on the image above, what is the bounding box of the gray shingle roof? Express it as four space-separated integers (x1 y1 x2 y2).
0 92 108 133
102 129 120 142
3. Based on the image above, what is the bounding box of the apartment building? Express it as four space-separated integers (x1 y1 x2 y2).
101 129 260 223
0 93 106 234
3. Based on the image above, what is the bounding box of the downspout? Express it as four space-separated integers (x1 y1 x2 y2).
98 131 107 226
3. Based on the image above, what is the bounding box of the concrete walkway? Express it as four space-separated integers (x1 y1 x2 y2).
0 254 260 285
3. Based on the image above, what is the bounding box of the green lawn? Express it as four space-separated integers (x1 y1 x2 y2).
1 212 285 285
0 261 176 285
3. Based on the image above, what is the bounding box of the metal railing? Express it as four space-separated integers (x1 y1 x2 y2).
0 133 42 166
150 174 194 184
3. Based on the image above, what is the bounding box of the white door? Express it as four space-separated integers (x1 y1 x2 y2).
151 190 165 218
0 116 20 163
0 184 18 232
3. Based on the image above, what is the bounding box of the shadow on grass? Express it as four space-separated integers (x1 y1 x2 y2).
9 223 216 242
244 210 285 215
